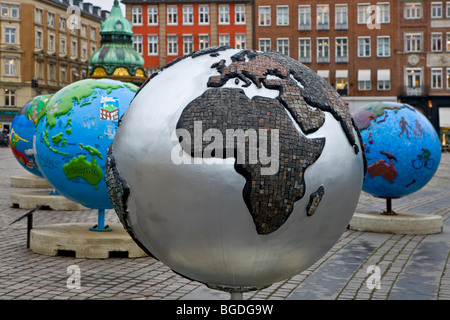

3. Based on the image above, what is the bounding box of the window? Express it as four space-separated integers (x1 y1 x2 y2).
447 32 450 51
35 8 43 24
35 60 43 79
358 37 371 57
405 33 422 52
148 6 158 25
60 67 66 84
4 88 16 106
431 2 443 18
358 69 372 90
148 35 158 55
259 39 271 52
47 12 55 27
377 69 391 90
81 24 87 38
317 38 329 63
335 4 348 29
277 38 289 56
219 34 230 46
405 3 422 19
357 4 370 24
298 38 311 63
132 6 142 25
447 2 450 17
167 6 177 25
48 34 55 51
447 68 450 89
336 70 348 95
317 5 329 29
377 36 390 57
4 27 16 44
336 37 348 63
90 27 97 41
2 4 19 18
235 34 246 49
317 70 329 83
91 45 97 55
36 30 42 48
183 35 193 55
298 5 311 30
71 40 77 57
277 6 289 26
199 35 209 50
167 35 178 55
59 17 66 31
431 33 443 52
1 4 7 17
4 58 16 76
219 5 229 24
377 3 390 23
183 5 193 25
235 4 245 24
259 6 271 26
406 68 422 87
431 68 443 89
133 35 143 54
82 44 87 60
199 5 209 25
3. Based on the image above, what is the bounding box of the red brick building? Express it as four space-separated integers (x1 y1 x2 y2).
122 0 253 74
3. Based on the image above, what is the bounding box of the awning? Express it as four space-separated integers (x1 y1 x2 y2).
377 69 391 81
317 70 329 78
336 70 348 78
358 69 371 81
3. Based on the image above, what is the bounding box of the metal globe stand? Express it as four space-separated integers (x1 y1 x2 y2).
89 209 112 231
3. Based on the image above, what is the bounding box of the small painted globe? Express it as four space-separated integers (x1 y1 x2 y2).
106 48 365 291
9 94 53 177
352 101 441 199
34 78 138 209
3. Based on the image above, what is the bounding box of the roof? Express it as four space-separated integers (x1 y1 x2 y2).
121 0 252 4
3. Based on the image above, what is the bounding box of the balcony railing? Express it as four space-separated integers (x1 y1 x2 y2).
400 86 428 96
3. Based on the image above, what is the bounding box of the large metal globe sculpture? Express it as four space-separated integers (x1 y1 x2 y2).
352 101 441 201
9 94 53 177
106 48 365 293
34 79 138 216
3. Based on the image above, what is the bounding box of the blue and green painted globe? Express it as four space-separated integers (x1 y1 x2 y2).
10 94 53 177
34 79 138 209
352 101 441 199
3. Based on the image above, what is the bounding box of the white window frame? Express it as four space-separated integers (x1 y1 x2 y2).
48 33 55 51
336 37 348 63
377 36 390 57
183 35 193 55
71 40 77 57
405 32 422 52
431 2 443 18
317 4 329 29
218 4 230 25
431 68 443 89
183 5 193 25
132 6 142 25
4 57 16 76
47 12 55 27
167 6 178 25
431 33 443 52
357 4 370 24
377 2 390 24
335 4 348 29
199 5 209 25
148 6 158 25
447 68 450 89
298 38 311 63
36 30 42 48
277 6 289 26
258 6 271 26
199 34 209 50
35 8 43 24
404 3 422 19
4 27 16 44
148 35 158 56
259 38 271 52
133 35 143 54
358 36 371 57
317 37 329 63
4 88 16 106
298 5 311 30
167 35 178 55
235 4 245 24
377 69 391 91
277 38 289 56
235 34 246 49
60 36 66 54
219 34 230 46
358 70 372 91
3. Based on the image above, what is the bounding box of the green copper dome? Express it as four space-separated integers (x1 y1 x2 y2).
88 0 146 84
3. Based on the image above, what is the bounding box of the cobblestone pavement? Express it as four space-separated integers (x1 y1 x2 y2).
1 146 450 300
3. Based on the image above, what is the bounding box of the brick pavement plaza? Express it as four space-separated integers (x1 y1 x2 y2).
1 146 450 301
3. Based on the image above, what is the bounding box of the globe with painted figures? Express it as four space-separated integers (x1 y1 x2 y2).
352 101 441 199
34 78 138 210
9 94 53 177
106 47 365 293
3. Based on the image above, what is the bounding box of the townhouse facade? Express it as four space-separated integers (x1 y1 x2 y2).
0 0 105 132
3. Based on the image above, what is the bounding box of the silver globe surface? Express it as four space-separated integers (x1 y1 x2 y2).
106 47 365 292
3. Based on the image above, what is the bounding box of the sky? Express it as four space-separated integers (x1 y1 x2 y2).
85 0 125 13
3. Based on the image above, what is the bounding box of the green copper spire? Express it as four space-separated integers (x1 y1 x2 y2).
88 0 146 85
